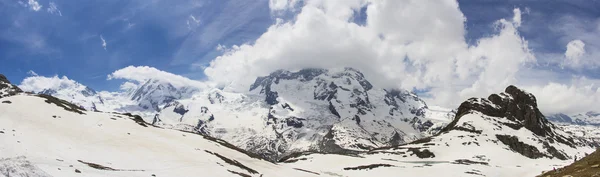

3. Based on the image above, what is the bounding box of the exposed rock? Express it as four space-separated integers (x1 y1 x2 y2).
443 85 551 136
407 148 435 158
35 94 86 115
496 135 545 159
343 164 394 170
0 74 23 99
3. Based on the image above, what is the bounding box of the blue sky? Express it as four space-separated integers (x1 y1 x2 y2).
1 0 273 90
2 0 600 113
1 0 597 89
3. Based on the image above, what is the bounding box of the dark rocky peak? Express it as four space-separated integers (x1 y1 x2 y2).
0 74 10 84
450 85 551 137
0 74 23 98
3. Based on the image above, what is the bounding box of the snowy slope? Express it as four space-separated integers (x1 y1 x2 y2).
0 94 315 177
558 124 600 147
277 85 596 177
155 68 453 161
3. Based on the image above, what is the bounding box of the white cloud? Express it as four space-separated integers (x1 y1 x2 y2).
186 15 201 30
27 70 38 76
564 39 586 68
27 0 42 11
203 0 535 109
19 75 82 93
551 15 600 69
525 77 600 115
107 66 208 89
47 2 62 16
269 0 301 11
100 35 107 50
119 81 138 91
512 8 522 27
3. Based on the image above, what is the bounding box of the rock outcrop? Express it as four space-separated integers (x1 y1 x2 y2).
448 85 551 136
439 85 591 160
0 74 23 98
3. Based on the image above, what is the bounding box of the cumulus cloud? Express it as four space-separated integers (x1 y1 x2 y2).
269 0 301 11
47 2 62 16
203 0 534 109
100 35 107 50
95 0 599 114
563 39 586 68
119 81 138 91
107 66 207 89
525 77 600 115
19 75 82 93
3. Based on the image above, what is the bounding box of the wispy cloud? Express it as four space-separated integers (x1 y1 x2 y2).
27 0 42 11
17 0 42 11
27 70 38 76
186 14 201 30
47 2 62 16
100 35 107 50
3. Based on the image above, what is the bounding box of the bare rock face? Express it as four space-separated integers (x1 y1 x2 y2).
0 74 23 98
449 85 551 137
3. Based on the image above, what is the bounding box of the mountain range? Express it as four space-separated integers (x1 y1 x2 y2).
2 68 599 176
547 112 600 126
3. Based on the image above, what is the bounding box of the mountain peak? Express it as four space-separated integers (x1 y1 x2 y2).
0 74 10 84
434 85 595 160
447 85 550 136
128 78 200 111
249 68 373 105
0 74 23 98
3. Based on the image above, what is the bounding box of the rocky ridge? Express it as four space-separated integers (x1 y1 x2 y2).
0 74 22 98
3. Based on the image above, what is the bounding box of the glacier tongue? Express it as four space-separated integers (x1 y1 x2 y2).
155 68 453 161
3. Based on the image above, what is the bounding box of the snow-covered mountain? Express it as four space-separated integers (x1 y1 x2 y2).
17 75 200 119
0 94 314 177
18 76 105 111
126 79 200 111
1 73 596 177
0 74 22 99
547 111 600 126
278 85 596 177
154 68 454 161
